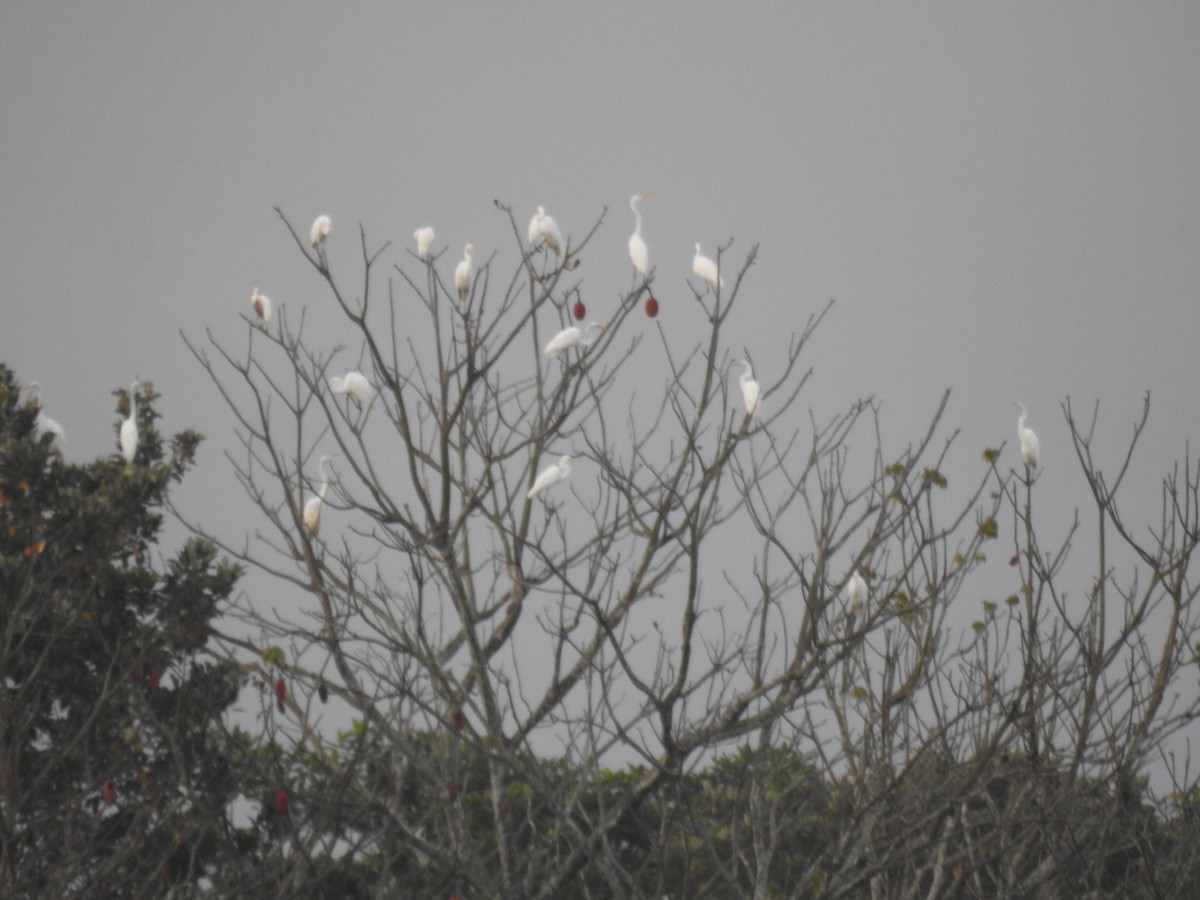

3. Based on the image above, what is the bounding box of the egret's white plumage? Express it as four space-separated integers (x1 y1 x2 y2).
120 381 139 464
731 360 761 418
544 322 607 359
528 208 543 247
1013 402 1040 469
25 383 65 455
693 244 723 289
251 288 272 326
527 454 574 500
847 569 867 619
455 244 475 301
304 454 335 535
629 193 651 275
310 215 332 249
535 206 564 257
328 372 377 409
413 226 435 260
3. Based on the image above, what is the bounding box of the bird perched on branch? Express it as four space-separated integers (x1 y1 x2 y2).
544 323 607 359
1012 402 1040 469
310 214 332 249
527 454 575 501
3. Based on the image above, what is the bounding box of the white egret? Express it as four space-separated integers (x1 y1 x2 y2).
250 288 272 326
328 371 377 409
455 244 475 301
528 208 544 247
628 193 651 275
120 381 139 464
693 244 723 290
1013 402 1040 469
413 226 435 259
24 383 65 455
310 214 332 248
303 454 336 535
847 569 867 620
535 206 565 257
527 454 574 501
731 360 761 418
544 322 607 359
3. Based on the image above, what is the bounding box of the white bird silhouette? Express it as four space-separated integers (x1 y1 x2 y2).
120 381 139 464
629 193 651 275
250 288 272 326
413 226 435 260
527 454 575 500
731 360 761 418
530 206 564 257
328 372 377 409
24 383 65 456
847 569 867 620
693 244 723 290
310 214 332 249
455 244 475 301
1013 402 1040 469
303 454 336 535
544 322 607 359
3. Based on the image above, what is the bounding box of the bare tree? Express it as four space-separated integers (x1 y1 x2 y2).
185 205 1200 899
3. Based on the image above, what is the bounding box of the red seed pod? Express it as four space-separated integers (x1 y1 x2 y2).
447 779 459 801
573 300 586 321
147 668 161 690
644 296 659 318
102 779 117 806
275 789 289 814
451 706 465 733
274 677 286 713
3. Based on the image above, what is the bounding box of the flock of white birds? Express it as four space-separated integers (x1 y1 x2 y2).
14 199 1044 617
257 206 1042 549
264 199 769 532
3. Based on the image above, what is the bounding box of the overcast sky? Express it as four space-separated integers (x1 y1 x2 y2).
3 4 1198 726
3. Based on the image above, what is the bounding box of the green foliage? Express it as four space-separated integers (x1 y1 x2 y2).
0 363 252 897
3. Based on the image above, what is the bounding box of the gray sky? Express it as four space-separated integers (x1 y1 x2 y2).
3 5 1198 697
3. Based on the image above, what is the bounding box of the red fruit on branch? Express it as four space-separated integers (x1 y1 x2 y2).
451 706 465 733
573 300 586 321
147 668 161 690
275 789 289 814
644 296 659 318
102 779 117 806
274 677 286 713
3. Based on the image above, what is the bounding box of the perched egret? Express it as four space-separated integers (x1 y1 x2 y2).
527 454 574 500
731 360 761 418
250 288 272 326
544 322 607 359
628 193 651 275
535 206 565 257
847 570 867 620
120 381 139 464
310 214 332 248
24 383 65 455
303 454 336 535
1013 402 1040 469
328 371 377 409
528 208 544 247
693 244 723 290
455 244 475 301
413 226 435 260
